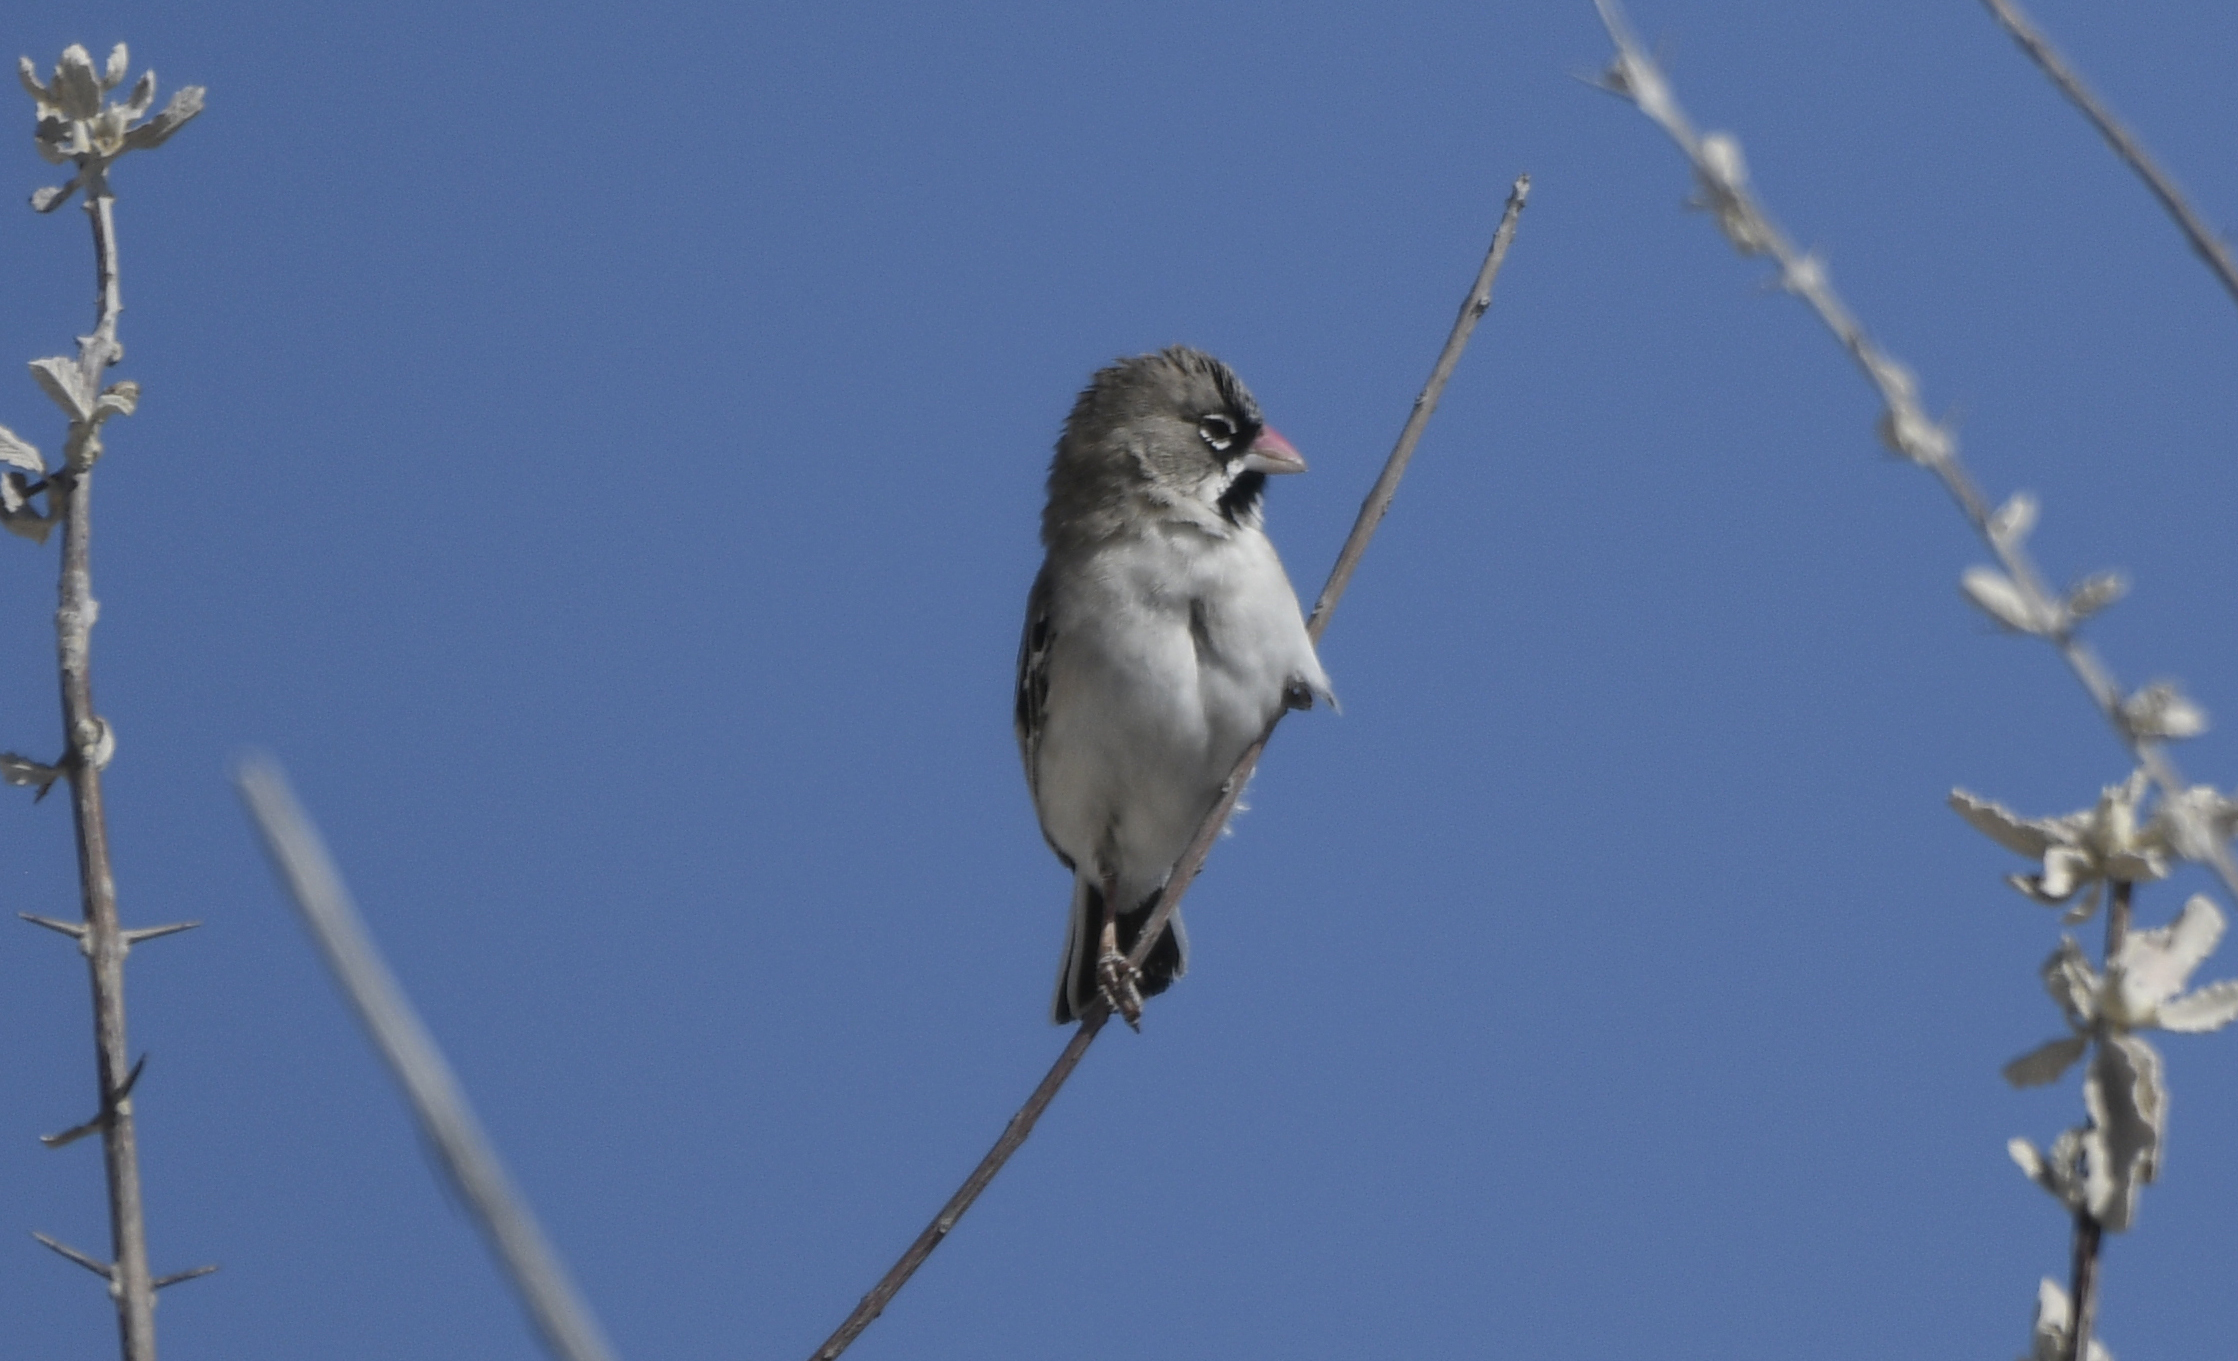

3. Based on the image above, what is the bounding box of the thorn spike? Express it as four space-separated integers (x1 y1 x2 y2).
31 1231 114 1279
115 1052 148 1103
153 1263 219 1289
40 1053 150 1145
18 911 87 940
120 919 201 946
40 1116 102 1148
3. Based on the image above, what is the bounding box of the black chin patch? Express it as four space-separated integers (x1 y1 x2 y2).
1217 469 1265 525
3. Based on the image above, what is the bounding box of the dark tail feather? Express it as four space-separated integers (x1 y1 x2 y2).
1052 880 1188 1024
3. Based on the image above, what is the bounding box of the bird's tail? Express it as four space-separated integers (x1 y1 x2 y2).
1052 875 1186 1025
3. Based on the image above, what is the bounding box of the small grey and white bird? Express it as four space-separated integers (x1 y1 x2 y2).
1016 346 1331 1026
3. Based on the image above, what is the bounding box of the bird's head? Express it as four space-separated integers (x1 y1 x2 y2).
1046 346 1305 543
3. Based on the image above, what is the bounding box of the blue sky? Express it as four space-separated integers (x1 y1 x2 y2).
4 2 2238 1357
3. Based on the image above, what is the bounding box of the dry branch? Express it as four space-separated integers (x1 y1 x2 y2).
808 173 1532 1361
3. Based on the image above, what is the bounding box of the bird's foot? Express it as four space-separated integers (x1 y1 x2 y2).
1097 949 1144 1031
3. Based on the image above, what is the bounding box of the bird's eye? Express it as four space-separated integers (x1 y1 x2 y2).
1198 414 1237 453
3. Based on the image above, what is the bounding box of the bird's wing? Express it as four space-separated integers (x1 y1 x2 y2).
1014 561 1056 805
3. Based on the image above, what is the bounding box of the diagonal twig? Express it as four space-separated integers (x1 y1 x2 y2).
1978 0 2238 312
808 173 1531 1361
235 758 620 1361
1591 0 2238 905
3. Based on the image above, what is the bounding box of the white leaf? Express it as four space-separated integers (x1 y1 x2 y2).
29 357 90 421
2003 1035 2087 1088
2059 880 2105 925
18 55 49 104
30 179 78 213
0 424 43 474
2011 1131 2087 1212
2042 938 2097 1028
1876 400 1953 466
1950 789 2058 857
102 43 128 91
121 85 205 151
122 70 155 122
2123 683 2208 740
1698 132 1748 190
2008 1135 2045 1180
52 45 101 120
1961 565 2045 633
2066 571 2127 621
93 385 138 423
2112 894 2224 1022
1 474 54 544
2158 978 2238 1033
2150 785 2238 862
2084 1035 2164 1232
2036 846 2091 902
1989 492 2038 547
2028 1278 2114 1361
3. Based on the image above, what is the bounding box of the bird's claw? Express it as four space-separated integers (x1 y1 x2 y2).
1097 949 1144 1030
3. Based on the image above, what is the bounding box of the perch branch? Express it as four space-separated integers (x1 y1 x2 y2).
808 173 1532 1361
1978 0 2238 312
235 759 620 1361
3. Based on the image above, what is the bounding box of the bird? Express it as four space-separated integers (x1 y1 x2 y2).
1015 346 1332 1027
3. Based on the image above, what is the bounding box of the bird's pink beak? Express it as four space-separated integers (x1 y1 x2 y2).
1240 426 1307 475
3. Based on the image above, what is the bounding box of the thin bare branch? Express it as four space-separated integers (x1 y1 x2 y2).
809 1010 1109 1359
1130 174 1533 977
807 174 1532 1361
1978 0 2238 312
1592 0 2238 904
1307 174 1532 637
234 758 619 1361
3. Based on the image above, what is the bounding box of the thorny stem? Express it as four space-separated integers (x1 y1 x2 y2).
1591 0 2238 906
59 188 157 1361
1977 0 2238 313
807 175 1531 1361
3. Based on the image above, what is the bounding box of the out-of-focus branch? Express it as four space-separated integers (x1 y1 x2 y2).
1590 0 2238 905
1978 0 2238 312
235 758 620 1361
808 174 1532 1361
